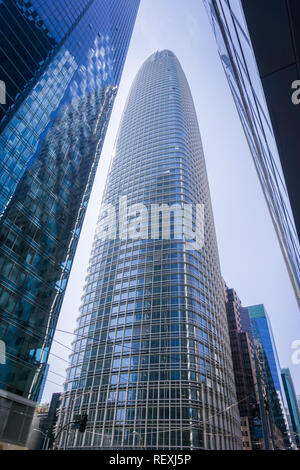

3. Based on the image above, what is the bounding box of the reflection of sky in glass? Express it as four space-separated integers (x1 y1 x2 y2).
204 0 300 304
248 305 284 395
0 47 77 216
0 0 140 410
69 35 114 101
29 0 91 42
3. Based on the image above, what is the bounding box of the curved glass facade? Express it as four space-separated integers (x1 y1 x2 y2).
58 50 242 450
0 0 140 448
203 0 300 308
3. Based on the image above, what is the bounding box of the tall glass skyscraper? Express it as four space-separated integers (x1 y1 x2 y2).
57 50 242 450
0 0 140 448
246 305 282 393
245 304 290 447
281 368 300 448
203 0 300 308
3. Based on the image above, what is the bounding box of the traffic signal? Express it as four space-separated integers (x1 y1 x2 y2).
72 414 88 432
79 414 88 433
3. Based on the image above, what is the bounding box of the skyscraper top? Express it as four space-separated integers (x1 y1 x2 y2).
57 49 242 450
247 304 268 319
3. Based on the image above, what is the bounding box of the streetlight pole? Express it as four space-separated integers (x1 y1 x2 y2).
51 414 88 449
32 428 50 450
51 421 75 450
132 431 143 449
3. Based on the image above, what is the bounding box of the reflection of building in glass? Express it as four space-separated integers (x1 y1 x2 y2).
245 305 290 449
245 306 281 393
252 341 286 450
285 406 298 450
57 50 242 450
0 0 56 129
0 0 140 449
203 0 300 307
281 368 300 448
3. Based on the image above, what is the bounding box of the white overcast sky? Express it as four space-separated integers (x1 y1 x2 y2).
42 0 299 402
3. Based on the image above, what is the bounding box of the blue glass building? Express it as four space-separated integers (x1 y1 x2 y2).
0 0 140 448
246 304 290 447
246 305 282 392
57 50 242 450
203 0 300 308
281 368 300 448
